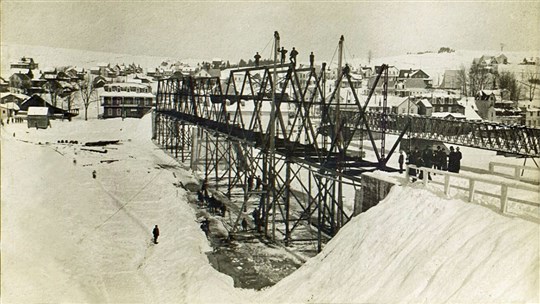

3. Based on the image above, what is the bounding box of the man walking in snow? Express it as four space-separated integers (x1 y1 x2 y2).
152 225 160 244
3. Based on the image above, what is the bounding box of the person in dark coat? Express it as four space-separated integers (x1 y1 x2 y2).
438 147 448 171
398 151 404 173
252 208 260 230
255 175 262 190
448 146 458 173
200 218 210 236
417 156 425 180
280 47 287 64
309 52 315 67
248 175 254 191
241 218 248 231
254 52 261 67
289 47 298 64
456 147 462 173
422 147 434 180
152 225 160 244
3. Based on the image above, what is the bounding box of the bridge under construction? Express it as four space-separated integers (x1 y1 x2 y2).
153 33 540 251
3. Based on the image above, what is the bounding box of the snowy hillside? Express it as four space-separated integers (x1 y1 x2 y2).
3 43 538 85
1 115 538 303
1 43 205 76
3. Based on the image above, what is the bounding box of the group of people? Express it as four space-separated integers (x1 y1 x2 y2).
1 117 24 125
253 48 315 67
400 145 463 181
247 174 263 192
197 190 227 217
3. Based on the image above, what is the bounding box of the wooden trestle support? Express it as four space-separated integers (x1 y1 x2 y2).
153 41 540 252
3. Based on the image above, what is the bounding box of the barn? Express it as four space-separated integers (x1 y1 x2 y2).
27 106 50 129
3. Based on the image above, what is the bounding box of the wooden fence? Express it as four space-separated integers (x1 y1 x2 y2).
405 165 539 215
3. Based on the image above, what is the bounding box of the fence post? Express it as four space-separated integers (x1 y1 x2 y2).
500 185 508 214
404 164 410 184
444 174 450 195
468 179 475 202
423 168 428 186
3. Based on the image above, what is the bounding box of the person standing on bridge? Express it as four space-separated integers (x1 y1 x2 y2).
280 47 287 64
289 47 299 65
309 52 315 67
254 52 261 67
152 225 160 244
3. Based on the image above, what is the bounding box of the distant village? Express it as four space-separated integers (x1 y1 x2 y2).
1 53 539 129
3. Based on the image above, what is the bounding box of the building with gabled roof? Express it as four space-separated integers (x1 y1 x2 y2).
398 69 429 79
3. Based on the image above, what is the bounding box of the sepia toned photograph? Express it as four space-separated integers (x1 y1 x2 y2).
1 1 539 303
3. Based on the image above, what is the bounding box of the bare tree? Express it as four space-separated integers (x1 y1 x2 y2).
76 75 98 121
526 69 540 101
45 80 62 107
469 64 493 95
456 65 468 96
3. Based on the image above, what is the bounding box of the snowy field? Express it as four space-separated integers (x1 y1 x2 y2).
1 113 538 303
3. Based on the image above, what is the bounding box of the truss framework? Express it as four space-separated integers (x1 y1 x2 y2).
154 60 540 251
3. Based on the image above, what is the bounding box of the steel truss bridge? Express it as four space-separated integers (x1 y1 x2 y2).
154 37 540 251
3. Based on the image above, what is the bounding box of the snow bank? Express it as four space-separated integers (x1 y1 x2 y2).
1 117 251 303
2 115 538 303
261 185 539 303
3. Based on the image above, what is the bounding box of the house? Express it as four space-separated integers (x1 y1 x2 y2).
11 57 39 70
26 106 50 129
92 75 108 88
0 102 20 121
27 79 47 95
416 99 433 116
374 65 399 78
9 73 32 94
100 82 154 119
520 57 539 65
475 89 521 123
19 94 78 119
439 70 462 90
522 105 540 127
398 69 430 79
456 97 483 121
431 112 467 120
194 69 212 78
394 78 433 97
0 77 9 92
1 92 29 106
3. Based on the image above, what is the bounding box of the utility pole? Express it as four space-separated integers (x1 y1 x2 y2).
270 31 279 241
336 35 344 230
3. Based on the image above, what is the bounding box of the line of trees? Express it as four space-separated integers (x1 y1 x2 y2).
457 65 538 101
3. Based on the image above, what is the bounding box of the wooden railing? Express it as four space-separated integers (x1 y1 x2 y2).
488 161 539 184
405 164 539 215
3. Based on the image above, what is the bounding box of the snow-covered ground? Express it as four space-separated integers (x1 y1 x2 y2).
1 114 538 303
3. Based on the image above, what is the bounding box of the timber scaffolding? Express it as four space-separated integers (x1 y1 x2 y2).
154 34 540 252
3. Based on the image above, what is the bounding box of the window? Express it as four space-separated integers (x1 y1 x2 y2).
107 108 112 116
117 108 121 116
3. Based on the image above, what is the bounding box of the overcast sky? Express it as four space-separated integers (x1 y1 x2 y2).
2 1 539 63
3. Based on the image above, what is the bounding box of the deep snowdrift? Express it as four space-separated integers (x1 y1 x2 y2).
260 185 539 303
1 115 538 303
